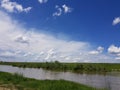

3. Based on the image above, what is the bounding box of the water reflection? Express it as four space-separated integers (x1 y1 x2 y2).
0 65 120 90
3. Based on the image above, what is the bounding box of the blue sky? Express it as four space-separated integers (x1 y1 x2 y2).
10 0 120 46
0 0 120 63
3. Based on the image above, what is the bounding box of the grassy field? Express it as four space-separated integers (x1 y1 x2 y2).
0 61 120 73
0 71 106 90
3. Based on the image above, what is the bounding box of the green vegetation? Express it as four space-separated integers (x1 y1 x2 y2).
0 61 120 73
0 71 106 90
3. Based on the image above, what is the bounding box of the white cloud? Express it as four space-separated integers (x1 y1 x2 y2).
117 53 120 57
45 48 55 60
0 10 119 63
115 57 120 60
0 0 32 13
112 17 120 25
53 5 62 17
97 46 104 53
23 52 33 57
89 51 100 55
108 45 120 60
62 4 72 13
23 7 32 13
38 0 48 4
14 35 29 44
53 5 72 17
0 10 88 62
108 45 120 54
0 51 15 57
89 46 104 55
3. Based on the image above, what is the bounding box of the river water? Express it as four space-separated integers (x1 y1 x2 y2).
0 65 120 90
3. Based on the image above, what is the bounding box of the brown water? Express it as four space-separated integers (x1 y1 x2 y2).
0 65 120 90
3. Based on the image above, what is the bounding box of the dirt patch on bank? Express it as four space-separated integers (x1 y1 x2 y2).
0 87 11 90
0 85 17 90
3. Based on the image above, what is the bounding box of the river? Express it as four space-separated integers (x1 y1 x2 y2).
0 65 120 90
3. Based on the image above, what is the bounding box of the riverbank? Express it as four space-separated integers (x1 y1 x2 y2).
0 71 106 90
0 61 120 73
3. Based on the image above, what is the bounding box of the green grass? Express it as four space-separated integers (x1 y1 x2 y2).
0 72 106 90
0 61 120 73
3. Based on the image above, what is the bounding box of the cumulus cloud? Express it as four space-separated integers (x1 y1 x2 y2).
14 35 29 44
53 4 72 17
112 17 120 25
89 46 104 55
38 0 48 4
108 45 120 60
0 10 119 63
0 0 32 13
62 4 72 13
97 46 104 53
53 5 62 17
0 10 88 62
108 45 120 54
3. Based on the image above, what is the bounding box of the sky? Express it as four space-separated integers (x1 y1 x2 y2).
0 0 120 63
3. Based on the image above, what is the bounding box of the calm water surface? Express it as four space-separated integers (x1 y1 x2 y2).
0 65 120 90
